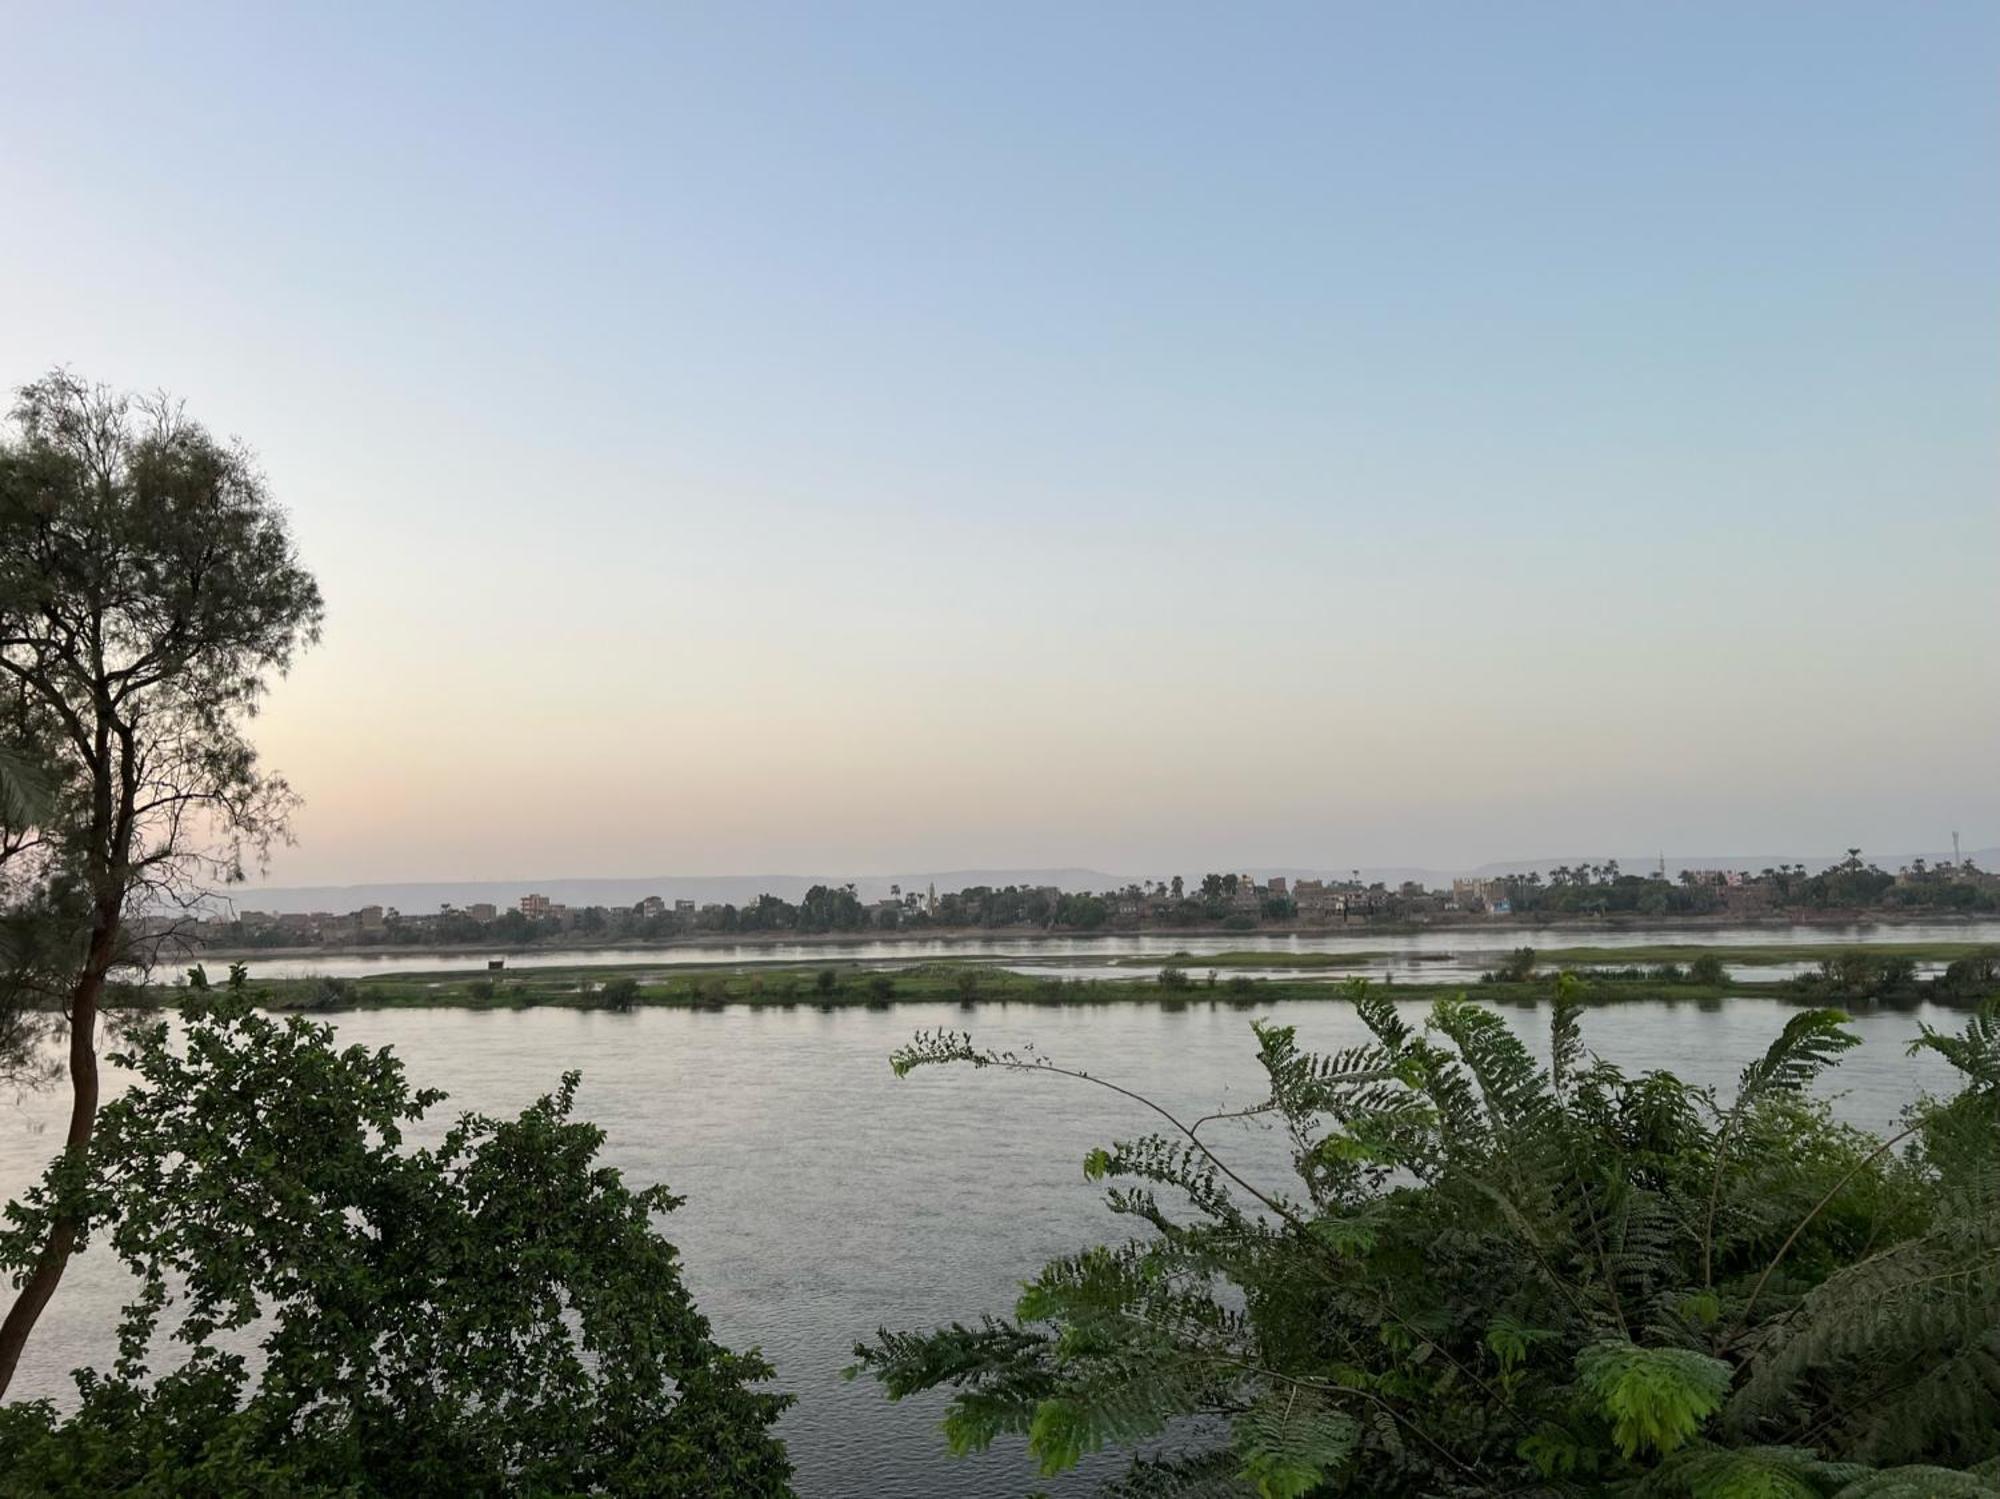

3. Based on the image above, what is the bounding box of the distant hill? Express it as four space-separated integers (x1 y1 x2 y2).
226 850 1997 916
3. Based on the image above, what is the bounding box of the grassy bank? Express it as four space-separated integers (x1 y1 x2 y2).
120 961 1823 1016
1112 950 1392 969
1136 940 1997 971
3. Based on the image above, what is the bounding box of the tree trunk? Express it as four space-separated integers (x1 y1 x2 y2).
0 916 113 1399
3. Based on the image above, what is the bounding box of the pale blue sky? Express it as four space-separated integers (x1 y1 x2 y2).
3 3 1995 881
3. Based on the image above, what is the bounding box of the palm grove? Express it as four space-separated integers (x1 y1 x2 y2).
3 378 1997 1496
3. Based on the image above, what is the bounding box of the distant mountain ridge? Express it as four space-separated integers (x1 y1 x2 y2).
225 849 1998 916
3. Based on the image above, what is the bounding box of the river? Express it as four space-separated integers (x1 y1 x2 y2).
0 997 1968 1496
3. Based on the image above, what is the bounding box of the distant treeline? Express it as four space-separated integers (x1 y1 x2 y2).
1482 853 1999 917
197 855 2000 951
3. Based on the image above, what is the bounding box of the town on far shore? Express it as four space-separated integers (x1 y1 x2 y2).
164 851 2000 954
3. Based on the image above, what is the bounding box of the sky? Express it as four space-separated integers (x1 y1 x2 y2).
2 3 1995 885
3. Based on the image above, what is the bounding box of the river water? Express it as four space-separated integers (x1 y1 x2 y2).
0 997 1969 1496
207 918 2000 984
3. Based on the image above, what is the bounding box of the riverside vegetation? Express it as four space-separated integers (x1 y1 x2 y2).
854 981 2000 1496
129 940 2000 1018
0 969 795 1496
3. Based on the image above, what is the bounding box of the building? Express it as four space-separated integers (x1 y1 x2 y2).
1451 878 1498 912
637 895 667 919
464 903 497 922
519 893 552 918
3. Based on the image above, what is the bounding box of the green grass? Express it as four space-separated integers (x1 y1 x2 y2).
1135 941 1995 971
1114 949 1390 969
115 960 1788 1016
124 936 1995 1016
1535 940 1994 967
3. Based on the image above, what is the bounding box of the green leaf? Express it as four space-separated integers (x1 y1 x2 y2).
1830 1469 2000 1499
1576 1340 1731 1459
1233 1392 1358 1499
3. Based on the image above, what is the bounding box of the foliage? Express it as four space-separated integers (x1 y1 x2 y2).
1688 956 1728 988
0 967 794 1496
1786 956 1923 1007
855 986 2000 1495
1577 1343 1732 1459
0 371 324 1391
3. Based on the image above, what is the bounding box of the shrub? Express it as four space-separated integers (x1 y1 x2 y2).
0 970 794 1495
297 974 352 1011
858 983 2000 1494
598 976 640 1011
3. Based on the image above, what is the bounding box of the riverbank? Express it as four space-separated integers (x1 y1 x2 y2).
185 908 1998 966
110 949 1991 1016
170 965 1749 1012
1139 939 2000 970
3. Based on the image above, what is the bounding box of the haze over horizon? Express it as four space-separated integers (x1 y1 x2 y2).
5 3 1996 888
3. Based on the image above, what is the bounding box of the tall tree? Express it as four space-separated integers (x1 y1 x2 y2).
0 372 322 1395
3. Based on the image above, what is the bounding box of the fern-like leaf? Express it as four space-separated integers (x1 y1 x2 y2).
1231 1389 1359 1498
1577 1340 1731 1459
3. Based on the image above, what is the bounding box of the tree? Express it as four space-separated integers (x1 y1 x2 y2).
0 969 795 1495
0 740 74 1093
854 984 2000 1494
0 372 323 1394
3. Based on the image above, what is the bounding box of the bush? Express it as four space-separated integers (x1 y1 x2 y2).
860 984 2000 1493
1156 965 1192 991
0 970 794 1495
1937 950 2000 1001
815 968 839 996
598 975 640 1011
865 973 895 1003
300 974 352 1011
466 977 498 1002
1690 953 1727 986
1791 952 1924 1004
